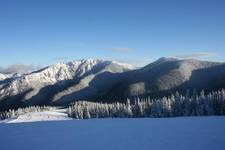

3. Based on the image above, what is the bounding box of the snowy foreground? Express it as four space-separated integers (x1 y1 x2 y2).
0 117 225 150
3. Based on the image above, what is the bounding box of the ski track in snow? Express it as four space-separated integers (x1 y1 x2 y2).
0 117 225 150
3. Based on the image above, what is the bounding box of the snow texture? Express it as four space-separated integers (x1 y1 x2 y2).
0 117 225 150
1 109 71 123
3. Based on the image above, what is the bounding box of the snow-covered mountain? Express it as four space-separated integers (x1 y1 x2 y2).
0 59 133 110
1 57 225 111
0 73 21 81
0 73 6 81
95 57 225 100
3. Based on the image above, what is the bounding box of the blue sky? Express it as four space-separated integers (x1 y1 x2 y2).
0 0 225 68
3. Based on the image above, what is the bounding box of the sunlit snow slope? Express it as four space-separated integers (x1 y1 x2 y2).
1 109 71 123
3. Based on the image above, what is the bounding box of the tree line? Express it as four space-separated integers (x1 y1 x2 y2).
1 89 225 120
67 89 225 119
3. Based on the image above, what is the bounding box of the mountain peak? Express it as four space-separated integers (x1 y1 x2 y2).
155 57 179 63
47 59 134 73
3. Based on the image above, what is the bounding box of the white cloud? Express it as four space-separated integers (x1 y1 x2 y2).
175 52 217 59
114 58 153 68
106 48 133 52
0 64 41 74
52 57 70 62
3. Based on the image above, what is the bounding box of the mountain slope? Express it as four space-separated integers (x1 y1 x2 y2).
1 109 71 123
0 73 6 81
96 58 223 100
1 58 225 110
0 59 132 110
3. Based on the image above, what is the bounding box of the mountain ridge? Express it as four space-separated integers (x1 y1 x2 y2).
0 57 225 110
0 59 133 110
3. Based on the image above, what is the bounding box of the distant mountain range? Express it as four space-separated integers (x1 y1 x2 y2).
0 57 225 111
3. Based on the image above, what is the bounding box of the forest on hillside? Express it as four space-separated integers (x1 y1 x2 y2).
1 89 225 120
68 89 225 119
